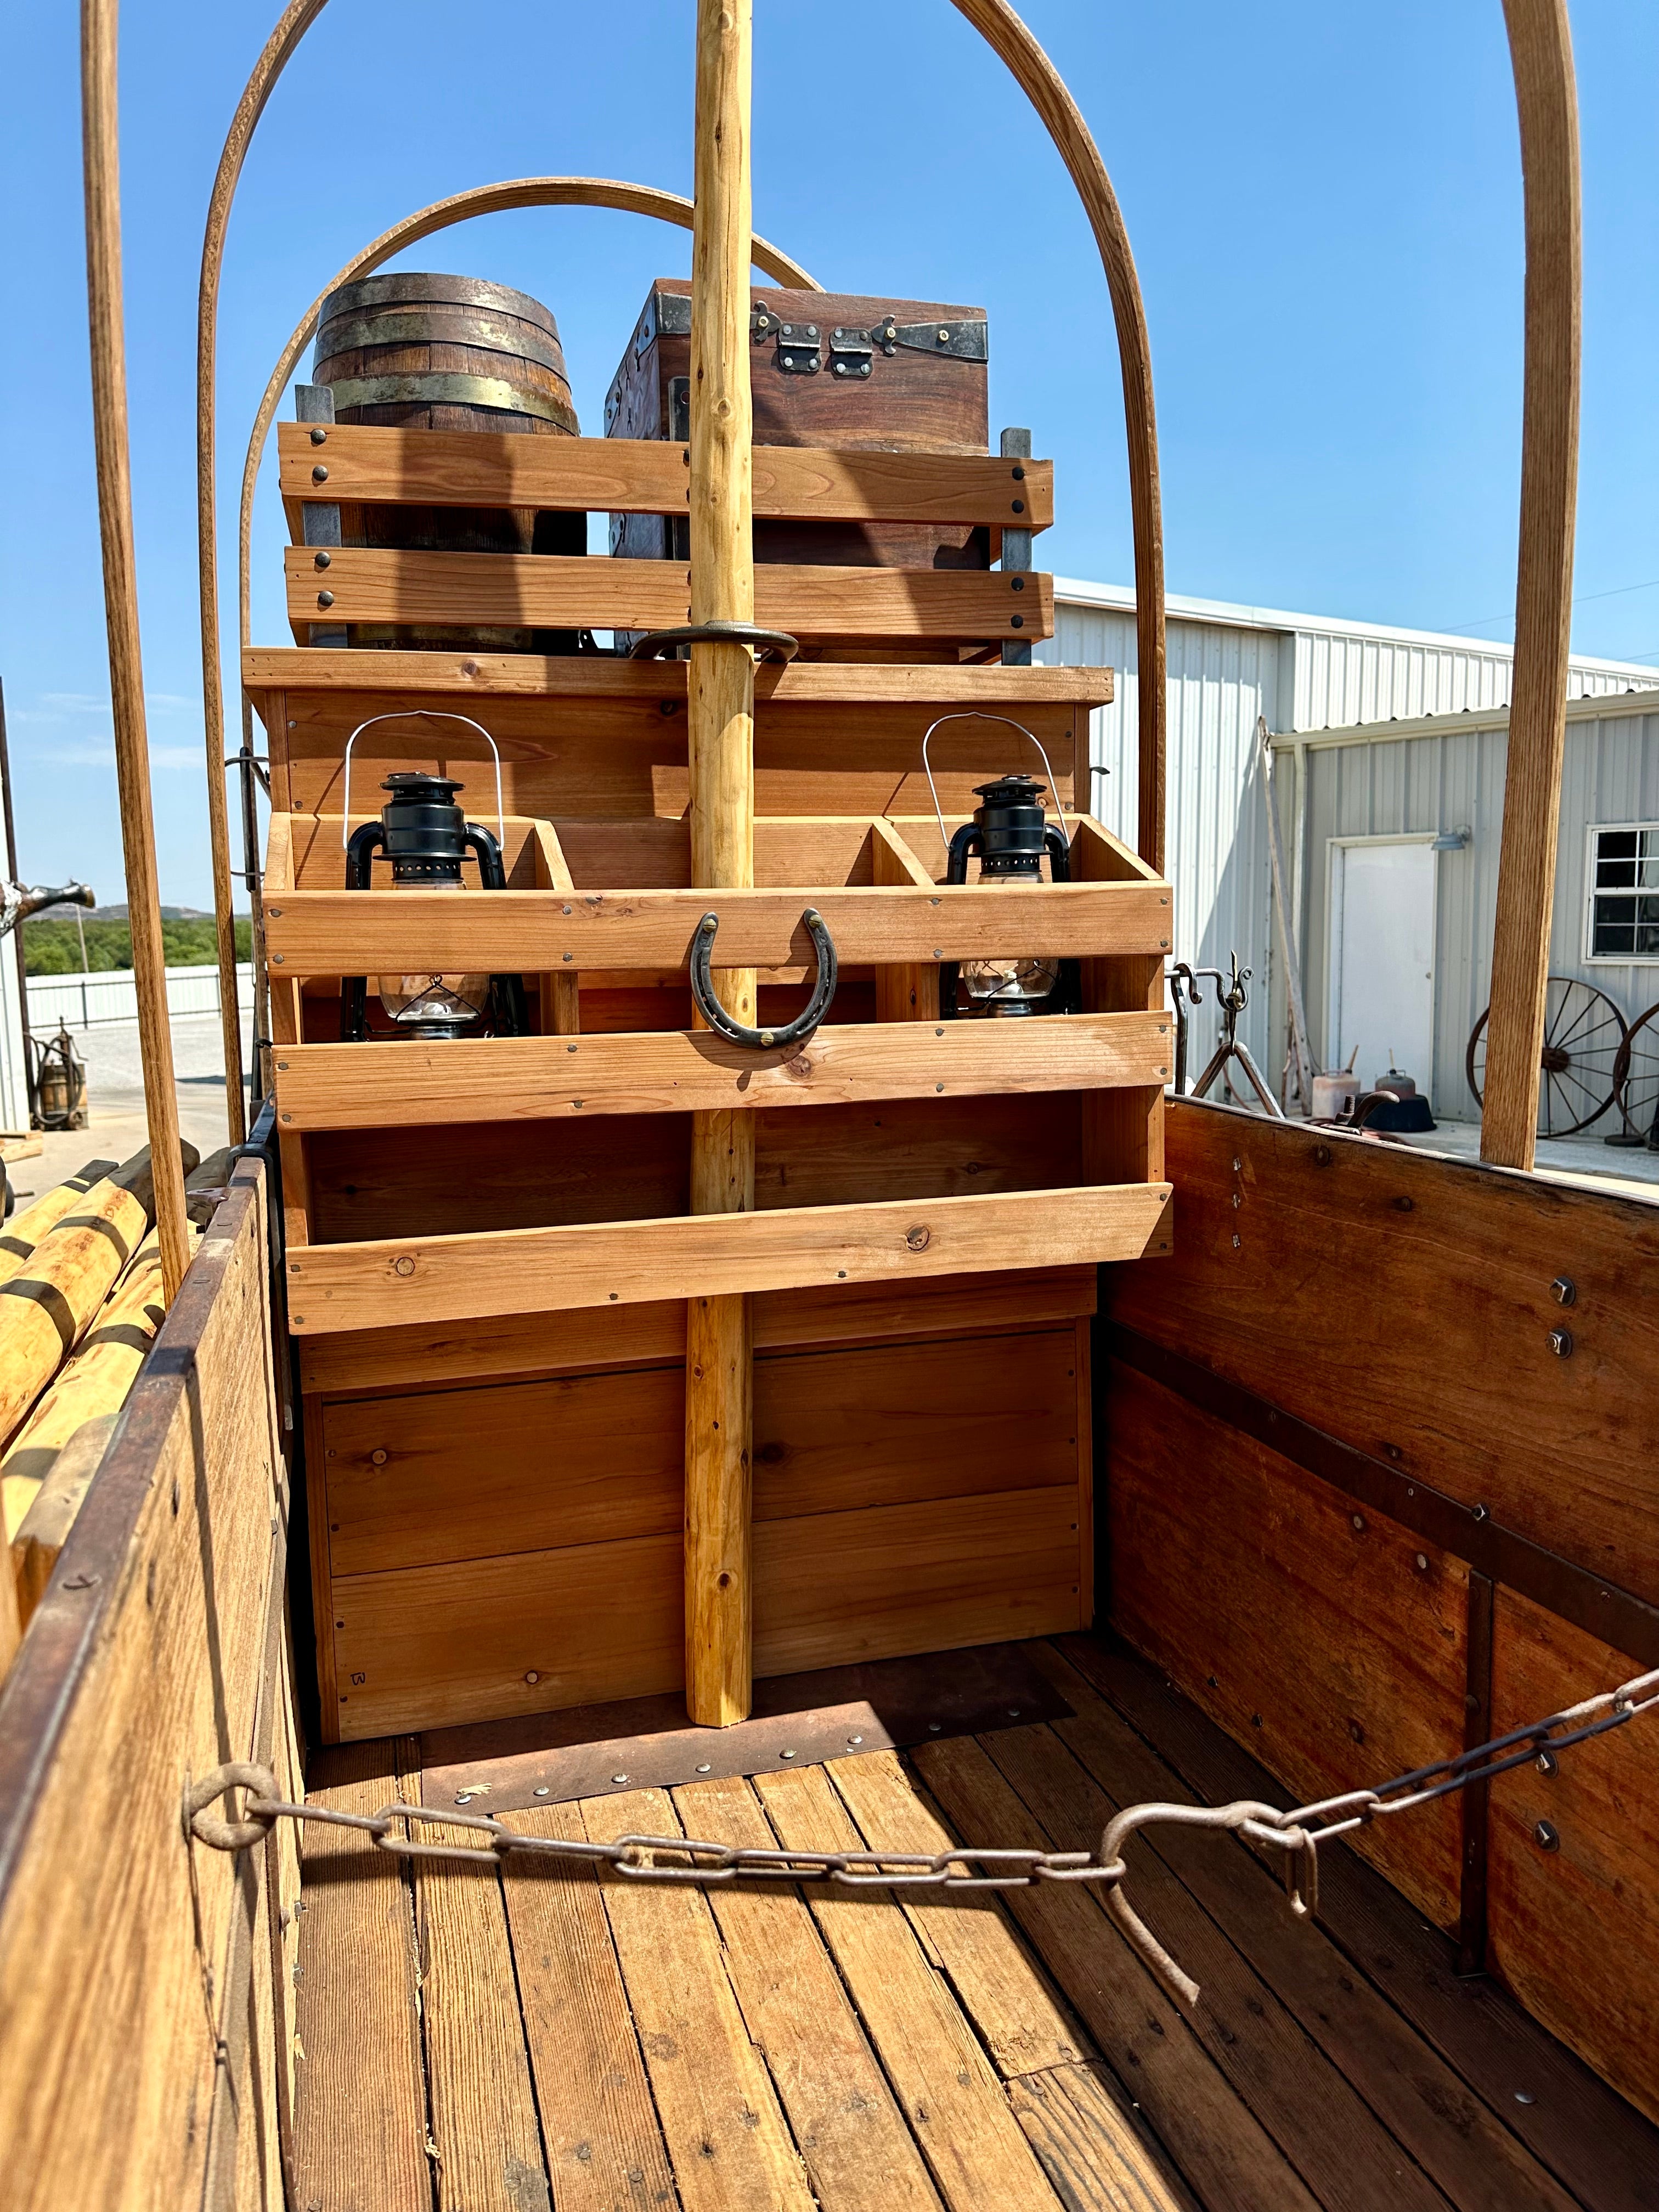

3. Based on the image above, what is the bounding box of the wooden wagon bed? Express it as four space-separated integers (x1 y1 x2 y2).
290 1633 1658 2212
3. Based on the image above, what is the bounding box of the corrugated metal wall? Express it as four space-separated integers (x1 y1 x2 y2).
1291 699 1659 1127
1048 584 1656 1107
1291 629 1640 732
1046 599 1289 1077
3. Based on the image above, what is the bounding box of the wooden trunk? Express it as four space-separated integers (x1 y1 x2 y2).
313 272 585 650
605 281 992 597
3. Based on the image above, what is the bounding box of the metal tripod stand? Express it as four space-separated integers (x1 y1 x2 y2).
1170 953 1284 1117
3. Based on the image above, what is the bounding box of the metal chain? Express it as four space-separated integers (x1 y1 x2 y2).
181 1763 1121 1892
185 1660 1659 2011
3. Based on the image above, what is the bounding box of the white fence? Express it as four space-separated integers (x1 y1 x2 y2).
24 962 255 1034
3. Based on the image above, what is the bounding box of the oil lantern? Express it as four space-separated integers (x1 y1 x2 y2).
338 714 528 1042
922 714 1077 1019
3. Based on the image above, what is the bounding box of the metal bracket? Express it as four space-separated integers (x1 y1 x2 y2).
690 907 837 1050
827 328 874 381
776 322 822 374
867 314 988 362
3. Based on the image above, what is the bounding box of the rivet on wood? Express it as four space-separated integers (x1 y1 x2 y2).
309 427 327 445
1548 1328 1573 1358
1551 1275 1576 1306
1534 1820 1560 1852
313 551 331 569
312 464 329 483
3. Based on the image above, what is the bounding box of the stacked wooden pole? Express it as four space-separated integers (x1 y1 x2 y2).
684 0 757 1727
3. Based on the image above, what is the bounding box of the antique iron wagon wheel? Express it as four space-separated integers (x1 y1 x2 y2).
1466 975 1626 1136
1610 1000 1659 1144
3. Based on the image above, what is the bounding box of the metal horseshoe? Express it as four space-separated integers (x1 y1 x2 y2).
690 907 838 1051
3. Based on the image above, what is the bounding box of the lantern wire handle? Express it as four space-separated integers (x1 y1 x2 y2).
341 711 506 851
919 712 1069 863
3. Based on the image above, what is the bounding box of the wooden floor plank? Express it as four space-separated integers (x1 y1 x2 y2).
909 1733 1323 2212
292 1737 432 2212
753 1761 1065 2212
498 1802 679 2212
1008 2064 1201 2212
1027 1643 1579 2212
582 1786 815 2212
978 1722 1455 2212
826 1747 1092 2076
1064 1635 1659 2212
670 1771 944 2212
414 1846 550 2211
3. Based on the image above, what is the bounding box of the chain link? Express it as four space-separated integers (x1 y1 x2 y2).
185 1660 1659 2011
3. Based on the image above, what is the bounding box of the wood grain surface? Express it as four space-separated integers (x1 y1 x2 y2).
284 1180 1173 1333
280 417 1054 527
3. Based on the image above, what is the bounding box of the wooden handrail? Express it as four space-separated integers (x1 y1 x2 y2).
195 0 327 1146
81 0 191 1302
950 0 1166 872
1481 0 1582 1171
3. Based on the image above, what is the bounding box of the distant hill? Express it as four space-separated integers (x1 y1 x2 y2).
20 913 253 975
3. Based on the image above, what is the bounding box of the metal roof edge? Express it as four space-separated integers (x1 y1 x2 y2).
1266 685 1659 752
1050 576 1657 678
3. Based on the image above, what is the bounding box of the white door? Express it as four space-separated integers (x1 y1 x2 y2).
1327 839 1437 1098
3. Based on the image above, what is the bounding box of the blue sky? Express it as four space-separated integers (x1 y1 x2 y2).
1 1 1656 909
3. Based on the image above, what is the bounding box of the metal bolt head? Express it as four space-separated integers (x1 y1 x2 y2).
611 1774 629 1786
1547 1328 1573 1358
309 427 327 445
695 1763 712 1775
1550 1275 1576 1306
1514 2091 1537 2107
1536 1747 1558 1777
312 463 329 483
847 1734 863 1746
780 1748 796 1760
1533 1819 1560 1853
1415 1553 1429 1573
313 550 331 569
524 1671 539 1685
532 1786 550 1797
928 1720 942 1733
317 590 335 608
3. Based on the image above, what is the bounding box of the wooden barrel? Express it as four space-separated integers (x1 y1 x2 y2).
312 272 585 648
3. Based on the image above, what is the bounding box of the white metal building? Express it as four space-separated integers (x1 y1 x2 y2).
1045 579 1658 1117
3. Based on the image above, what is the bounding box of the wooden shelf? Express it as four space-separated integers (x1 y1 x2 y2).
243 646 1113 709
272 1009 1172 1131
283 1180 1172 1335
262 810 1172 976
284 546 1051 647
278 419 1055 529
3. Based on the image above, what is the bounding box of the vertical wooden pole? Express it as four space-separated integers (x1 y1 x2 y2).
81 0 191 1301
1481 0 1581 1172
684 0 756 1727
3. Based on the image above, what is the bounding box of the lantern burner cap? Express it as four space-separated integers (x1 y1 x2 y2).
380 770 465 803
973 772 1047 808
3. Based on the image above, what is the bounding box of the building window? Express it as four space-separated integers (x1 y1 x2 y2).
1587 825 1659 961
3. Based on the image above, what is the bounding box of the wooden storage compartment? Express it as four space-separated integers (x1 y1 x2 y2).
605 280 992 574
312 1297 1092 1739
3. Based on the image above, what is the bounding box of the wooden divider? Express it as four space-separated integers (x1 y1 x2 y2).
278 419 1055 529
1104 1095 1659 2124
286 1180 1172 1334
284 545 1051 647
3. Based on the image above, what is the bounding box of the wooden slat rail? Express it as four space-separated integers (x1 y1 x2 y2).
285 547 1051 646
263 877 1171 974
272 1009 1171 1130
245 647 1113 707
279 420 1054 530
284 1180 1172 1333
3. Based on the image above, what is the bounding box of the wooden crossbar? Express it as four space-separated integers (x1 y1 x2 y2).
261 877 1172 975
279 420 1053 530
282 1181 1174 1333
270 1010 1171 1130
286 548 1051 645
